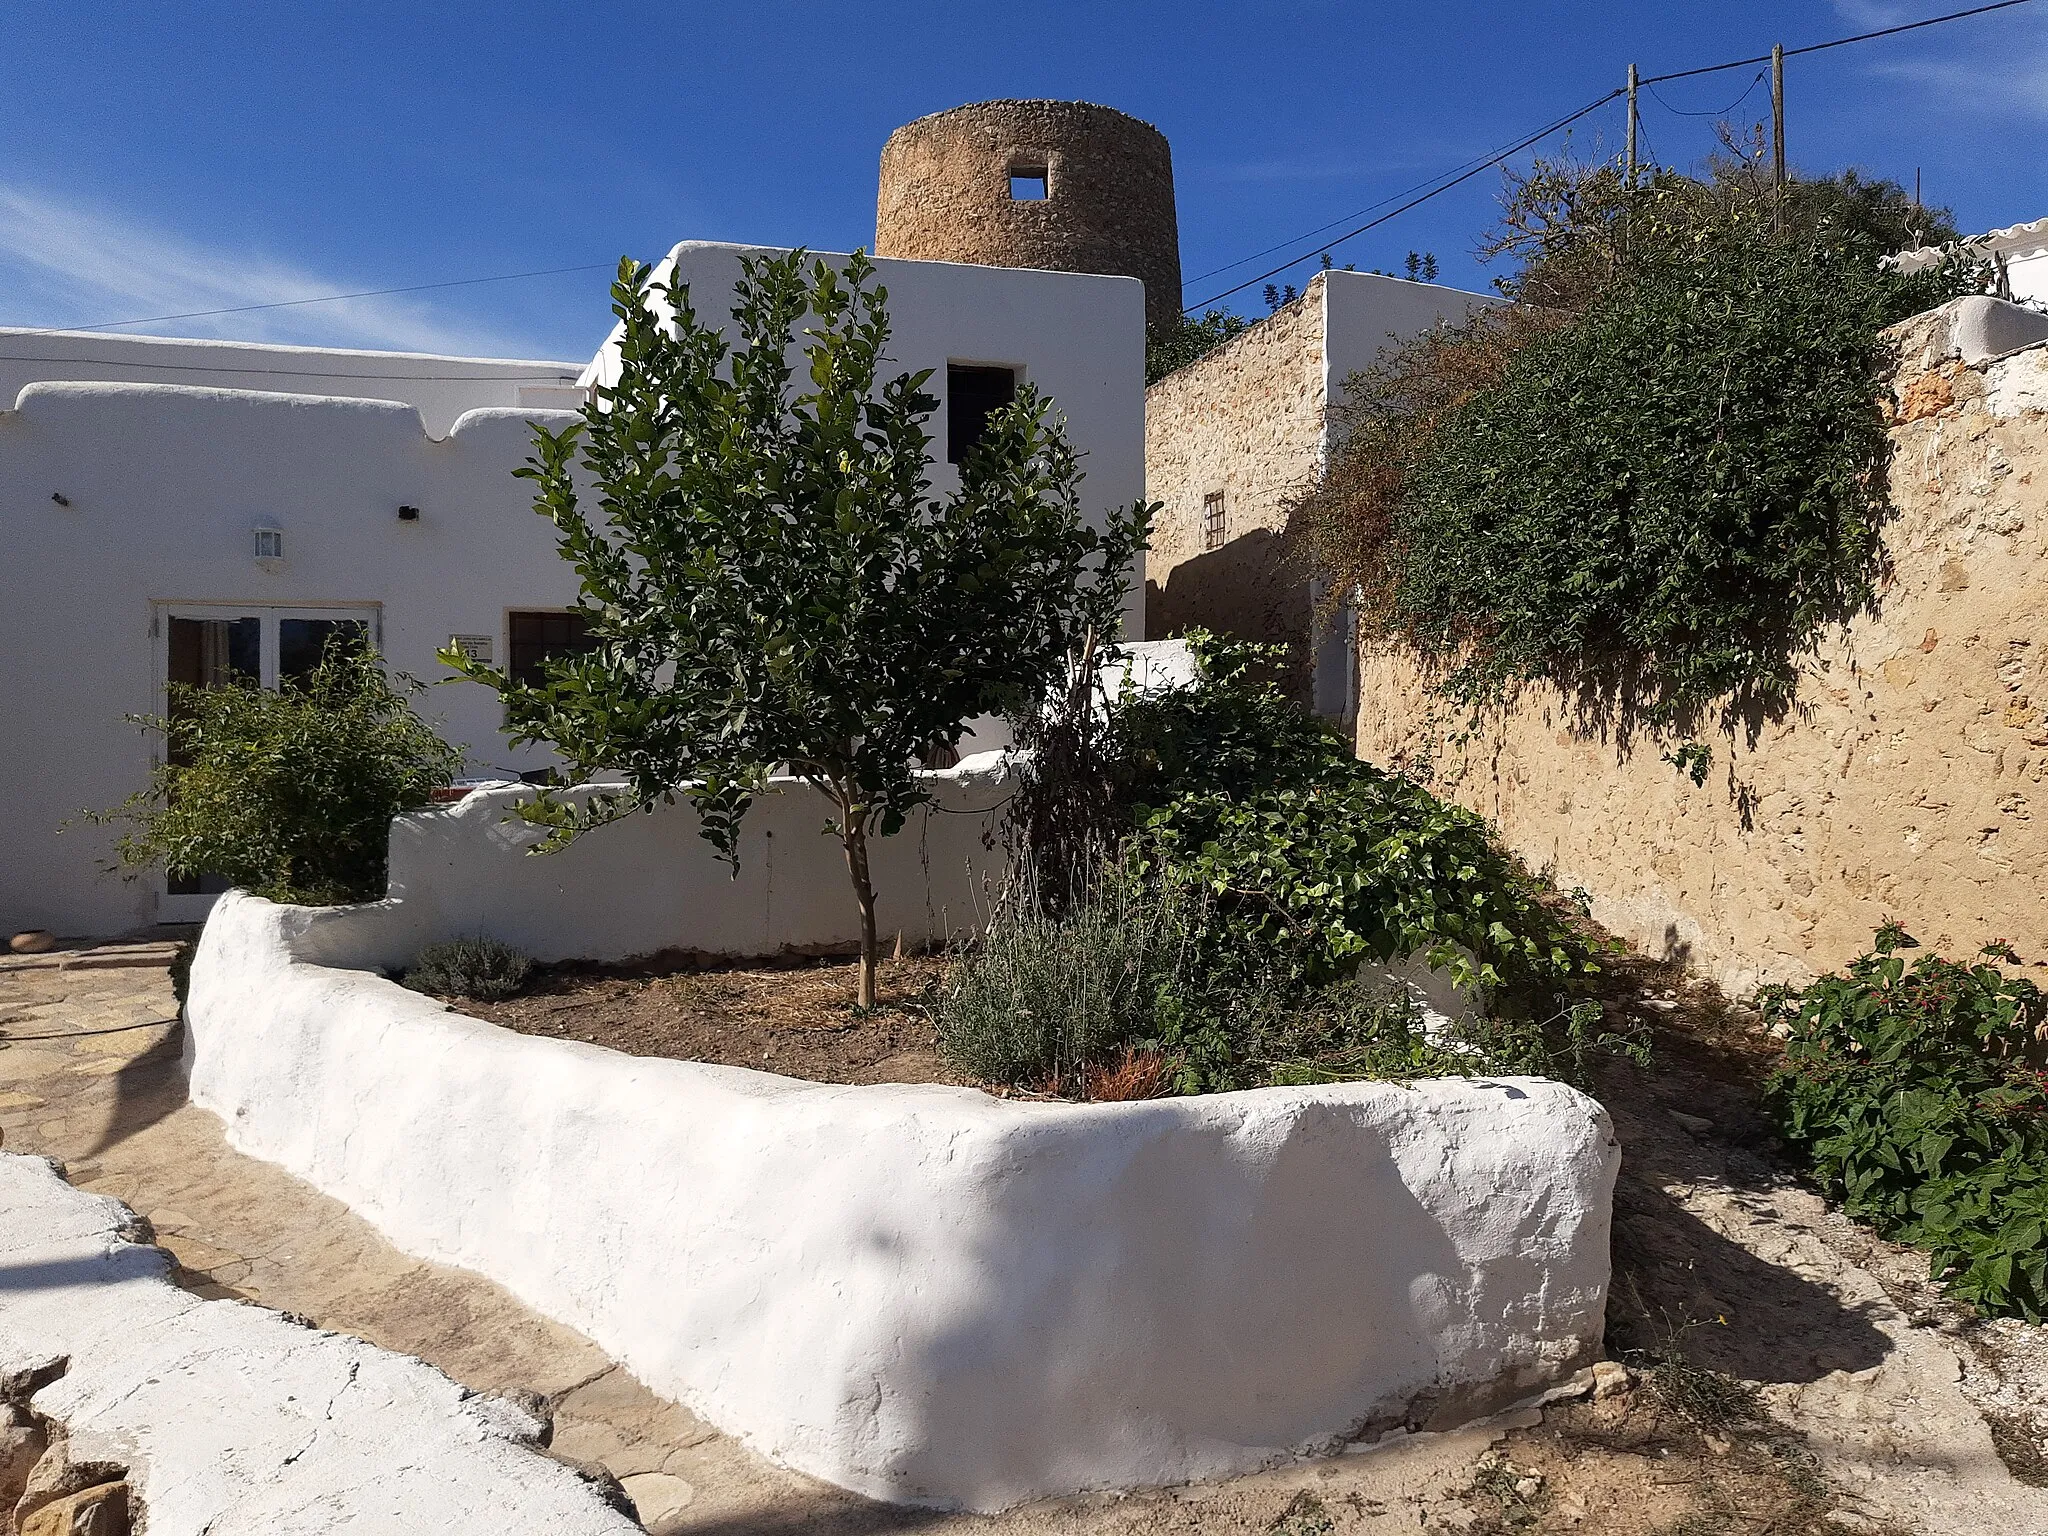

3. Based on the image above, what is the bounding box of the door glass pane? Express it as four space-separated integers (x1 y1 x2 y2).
278 618 368 686
167 616 260 691
165 616 260 894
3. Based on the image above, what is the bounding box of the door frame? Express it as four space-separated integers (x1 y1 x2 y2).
152 601 383 923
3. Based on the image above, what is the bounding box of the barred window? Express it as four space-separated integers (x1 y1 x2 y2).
1202 490 1226 551
508 610 596 687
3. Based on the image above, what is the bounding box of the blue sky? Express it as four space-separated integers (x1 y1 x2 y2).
3 1 2043 362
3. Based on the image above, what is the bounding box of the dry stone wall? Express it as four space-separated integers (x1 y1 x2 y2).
1356 306 2048 994
1144 279 1327 669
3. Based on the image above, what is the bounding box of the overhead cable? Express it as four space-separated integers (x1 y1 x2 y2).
1183 0 2041 313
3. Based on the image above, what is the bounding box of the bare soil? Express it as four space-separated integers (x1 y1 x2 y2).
450 954 975 1089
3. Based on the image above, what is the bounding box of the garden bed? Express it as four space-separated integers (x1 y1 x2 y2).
444 955 970 1088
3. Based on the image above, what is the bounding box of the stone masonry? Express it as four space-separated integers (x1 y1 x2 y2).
1143 280 1327 678
876 100 1182 337
1354 300 2048 994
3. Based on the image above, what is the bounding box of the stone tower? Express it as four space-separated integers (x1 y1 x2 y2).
875 99 1182 337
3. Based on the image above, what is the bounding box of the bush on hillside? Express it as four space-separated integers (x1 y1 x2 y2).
1296 149 1980 726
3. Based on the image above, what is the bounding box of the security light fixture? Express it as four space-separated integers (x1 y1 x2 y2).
398 505 421 521
253 526 284 561
50 492 70 507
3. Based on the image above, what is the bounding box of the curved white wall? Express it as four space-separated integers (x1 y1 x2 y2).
185 890 1618 1512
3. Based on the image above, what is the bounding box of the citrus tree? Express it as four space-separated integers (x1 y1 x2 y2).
452 250 1149 1006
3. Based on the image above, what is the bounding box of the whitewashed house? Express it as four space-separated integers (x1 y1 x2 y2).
1895 215 2048 306
0 242 1144 937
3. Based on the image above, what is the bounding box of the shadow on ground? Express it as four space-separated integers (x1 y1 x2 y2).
81 1025 186 1160
1588 954 1891 1385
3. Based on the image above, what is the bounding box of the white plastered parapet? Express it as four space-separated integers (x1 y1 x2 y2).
184 882 1619 1512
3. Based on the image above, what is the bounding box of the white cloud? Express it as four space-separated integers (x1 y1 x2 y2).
1861 48 2048 119
0 183 566 357
1827 0 2048 120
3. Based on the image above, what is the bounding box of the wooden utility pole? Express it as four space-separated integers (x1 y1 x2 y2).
1771 43 1786 228
1626 63 1638 181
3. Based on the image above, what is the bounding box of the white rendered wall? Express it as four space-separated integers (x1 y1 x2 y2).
185 890 1618 1512
0 383 586 938
358 761 1013 971
1 253 1143 938
0 328 585 438
1318 269 1498 432
583 242 1149 639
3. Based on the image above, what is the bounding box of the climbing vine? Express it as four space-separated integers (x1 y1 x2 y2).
1296 153 1977 726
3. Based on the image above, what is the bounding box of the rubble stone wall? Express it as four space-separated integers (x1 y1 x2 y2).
1143 279 1327 661
876 100 1182 336
1355 303 2048 993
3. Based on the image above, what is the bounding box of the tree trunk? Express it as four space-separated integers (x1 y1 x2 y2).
841 816 879 1010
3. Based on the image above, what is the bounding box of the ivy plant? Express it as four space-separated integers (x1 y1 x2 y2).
1763 926 2048 1320
449 250 1150 1007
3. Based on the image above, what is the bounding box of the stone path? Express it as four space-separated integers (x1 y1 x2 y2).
7 947 2048 1534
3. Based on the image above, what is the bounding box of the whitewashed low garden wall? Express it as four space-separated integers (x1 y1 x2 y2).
184 888 1619 1511
344 757 1014 972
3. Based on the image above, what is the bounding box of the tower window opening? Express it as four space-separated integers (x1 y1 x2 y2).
947 364 1019 465
1203 491 1226 551
1008 164 1048 201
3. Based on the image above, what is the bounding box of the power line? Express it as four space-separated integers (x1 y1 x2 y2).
1648 71 1767 118
1639 0 2036 85
1184 92 1621 311
1183 108 1619 289
7 262 614 340
1183 0 2041 314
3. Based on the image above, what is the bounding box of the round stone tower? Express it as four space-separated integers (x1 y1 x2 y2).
875 99 1182 337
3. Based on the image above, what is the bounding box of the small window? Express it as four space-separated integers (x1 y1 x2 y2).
947 364 1019 466
253 527 283 560
1203 491 1226 551
508 610 597 687
1008 164 1048 201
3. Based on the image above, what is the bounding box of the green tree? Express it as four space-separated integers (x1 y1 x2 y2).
1146 308 1251 384
453 250 1149 1007
89 648 461 905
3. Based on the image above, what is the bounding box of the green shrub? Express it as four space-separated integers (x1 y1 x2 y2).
1390 213 1954 719
957 636 1631 1097
1121 634 1596 1003
89 648 461 905
937 855 1204 1089
402 937 535 1001
1297 154 1977 726
1763 926 2048 1320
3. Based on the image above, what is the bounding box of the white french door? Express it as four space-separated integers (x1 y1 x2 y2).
153 603 381 922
